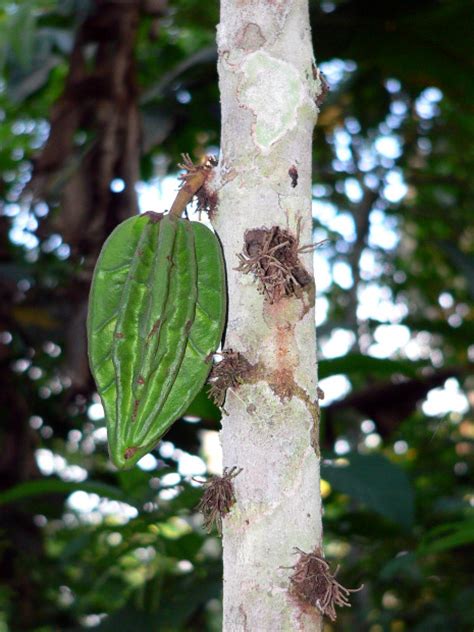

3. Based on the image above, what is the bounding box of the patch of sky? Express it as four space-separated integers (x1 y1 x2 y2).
110 178 126 193
344 177 363 203
2 203 20 217
312 184 332 198
328 211 356 242
67 492 138 521
321 328 356 358
201 430 222 475
92 427 107 442
368 324 411 358
321 1 336 13
384 78 401 94
332 260 353 289
312 199 337 224
417 137 432 155
415 87 443 120
375 135 402 160
345 117 361 135
88 401 104 421
334 127 352 162
34 202 49 217
364 173 379 190
368 209 399 250
42 233 62 253
176 89 191 104
422 378 468 417
334 438 350 455
386 97 408 125
319 59 357 89
359 248 383 281
136 174 197 216
8 207 39 249
36 448 88 482
137 453 158 471
390 100 408 117
319 374 352 406
385 115 401 130
357 146 377 172
178 453 206 477
404 331 436 362
384 170 407 203
313 251 331 292
316 295 329 327
357 283 407 324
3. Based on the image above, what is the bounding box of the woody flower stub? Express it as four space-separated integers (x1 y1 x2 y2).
215 1 326 630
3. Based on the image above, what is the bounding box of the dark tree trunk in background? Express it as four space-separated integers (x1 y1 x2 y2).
0 2 165 627
31 0 144 254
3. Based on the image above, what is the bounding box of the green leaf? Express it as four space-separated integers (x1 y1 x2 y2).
380 552 422 581
417 519 474 555
94 608 158 632
184 385 221 422
319 354 428 380
87 213 226 469
0 478 132 507
401 317 474 346
439 241 474 299
321 453 415 529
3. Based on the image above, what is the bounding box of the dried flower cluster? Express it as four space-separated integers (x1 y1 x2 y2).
178 152 217 180
178 153 218 218
236 221 314 303
196 466 242 534
289 547 363 622
208 349 254 408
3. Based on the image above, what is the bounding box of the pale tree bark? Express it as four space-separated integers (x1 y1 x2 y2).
213 1 324 630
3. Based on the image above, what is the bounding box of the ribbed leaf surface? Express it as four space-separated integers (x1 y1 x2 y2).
87 213 226 469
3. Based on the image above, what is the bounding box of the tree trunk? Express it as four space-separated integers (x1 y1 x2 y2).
215 1 324 629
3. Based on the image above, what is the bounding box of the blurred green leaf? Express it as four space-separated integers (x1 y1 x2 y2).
184 386 221 422
321 453 415 529
95 565 221 632
94 608 158 632
379 552 422 581
0 478 133 507
319 354 428 379
417 518 474 555
439 241 474 299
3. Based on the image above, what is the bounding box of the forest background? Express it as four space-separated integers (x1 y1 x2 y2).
0 1 473 630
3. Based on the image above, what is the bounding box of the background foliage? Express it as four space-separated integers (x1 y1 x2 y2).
1 1 473 630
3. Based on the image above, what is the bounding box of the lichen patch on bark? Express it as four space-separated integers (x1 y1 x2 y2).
238 51 305 152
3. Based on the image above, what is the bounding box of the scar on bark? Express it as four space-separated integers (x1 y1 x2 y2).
289 547 363 622
289 165 298 187
168 153 218 219
236 219 321 304
208 349 255 409
195 466 242 535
